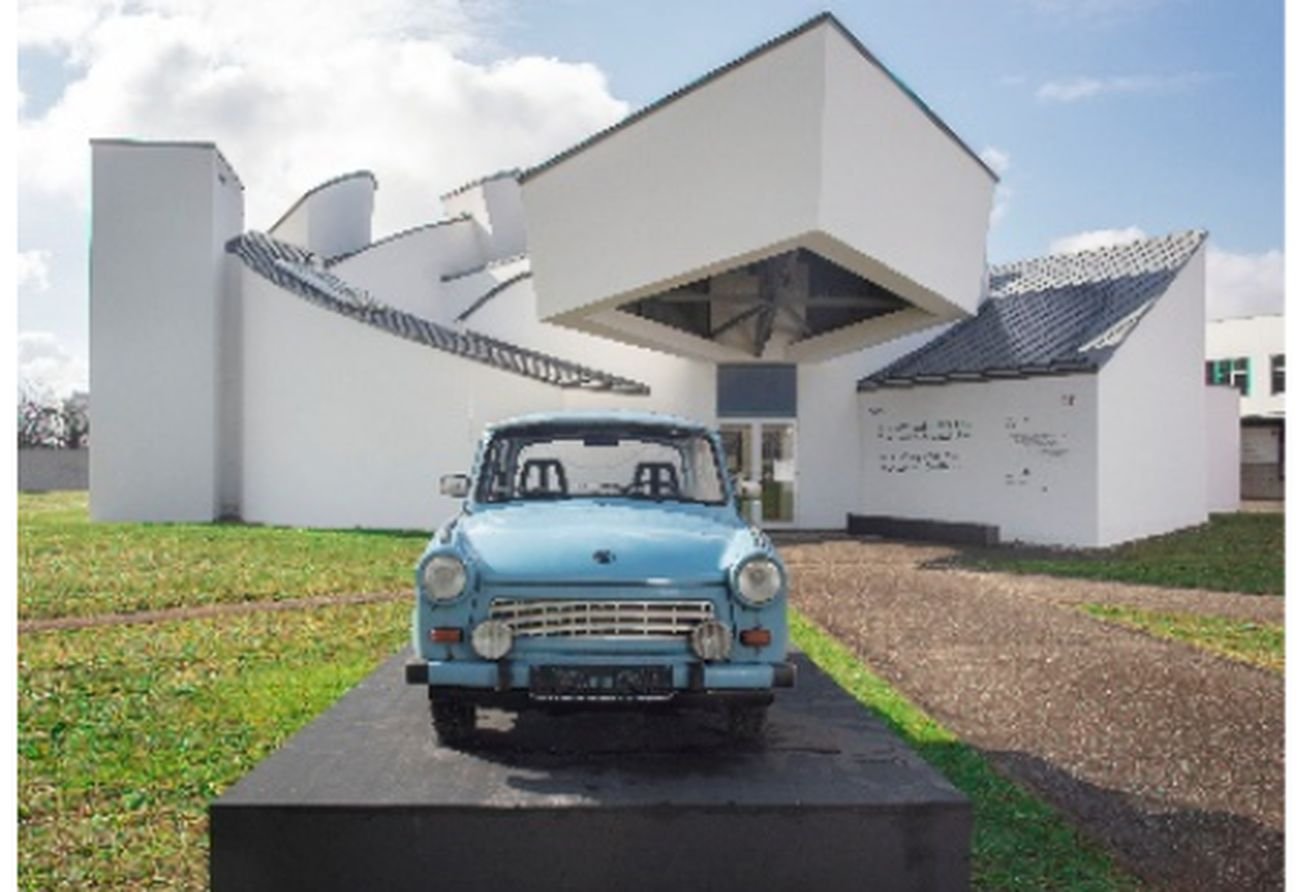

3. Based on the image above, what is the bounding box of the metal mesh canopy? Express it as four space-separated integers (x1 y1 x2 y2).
858 230 1206 390
228 232 650 395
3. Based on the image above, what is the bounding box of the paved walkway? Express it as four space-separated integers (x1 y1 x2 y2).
784 539 1283 891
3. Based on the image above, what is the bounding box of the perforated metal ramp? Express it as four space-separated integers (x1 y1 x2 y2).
210 651 971 891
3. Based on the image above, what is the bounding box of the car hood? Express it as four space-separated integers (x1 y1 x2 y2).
455 501 755 585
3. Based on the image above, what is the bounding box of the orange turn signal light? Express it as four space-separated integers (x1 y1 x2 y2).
430 627 463 644
739 628 772 647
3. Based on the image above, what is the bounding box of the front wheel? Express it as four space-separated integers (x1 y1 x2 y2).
430 699 476 747
725 703 768 743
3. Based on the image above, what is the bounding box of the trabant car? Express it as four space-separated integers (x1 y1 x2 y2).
405 410 794 745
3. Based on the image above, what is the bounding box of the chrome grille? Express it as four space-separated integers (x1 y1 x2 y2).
489 599 714 639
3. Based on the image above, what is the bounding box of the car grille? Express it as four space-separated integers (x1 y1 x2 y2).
489 599 714 639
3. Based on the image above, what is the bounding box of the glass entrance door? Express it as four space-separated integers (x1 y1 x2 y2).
720 421 796 527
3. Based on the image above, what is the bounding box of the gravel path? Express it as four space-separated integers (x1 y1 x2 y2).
783 538 1283 891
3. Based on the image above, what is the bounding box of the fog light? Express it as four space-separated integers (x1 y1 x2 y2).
690 620 732 661
471 619 513 660
739 628 772 648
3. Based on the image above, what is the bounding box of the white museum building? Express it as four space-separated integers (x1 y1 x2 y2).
88 13 1241 547
1205 314 1285 499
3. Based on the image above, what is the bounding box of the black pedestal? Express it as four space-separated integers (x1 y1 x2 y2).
210 651 970 891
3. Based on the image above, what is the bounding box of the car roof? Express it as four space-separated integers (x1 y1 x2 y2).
487 409 714 433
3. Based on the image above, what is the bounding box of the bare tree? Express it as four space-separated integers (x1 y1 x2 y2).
61 392 89 449
17 385 88 448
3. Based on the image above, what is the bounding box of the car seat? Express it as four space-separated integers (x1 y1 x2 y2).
518 458 568 497
630 462 680 498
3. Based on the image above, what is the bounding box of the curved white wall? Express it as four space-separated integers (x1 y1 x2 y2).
328 218 481 322
269 173 376 259
443 175 527 263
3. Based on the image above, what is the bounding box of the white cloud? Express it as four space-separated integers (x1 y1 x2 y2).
1049 226 1147 254
978 146 1011 177
1036 73 1210 103
17 0 631 233
1206 248 1284 321
17 249 52 293
18 331 87 399
978 146 1012 226
989 186 1014 227
1047 227 1284 320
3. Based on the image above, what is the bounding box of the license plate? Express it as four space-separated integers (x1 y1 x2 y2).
530 664 673 700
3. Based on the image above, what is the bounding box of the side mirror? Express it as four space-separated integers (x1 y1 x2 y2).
440 474 471 499
737 480 762 500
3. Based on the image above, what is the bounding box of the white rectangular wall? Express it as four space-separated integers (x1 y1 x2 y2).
328 218 483 323
90 141 244 521
1205 385 1241 512
522 27 826 321
794 351 866 528
215 161 246 518
817 28 993 319
793 324 956 528
1096 249 1208 545
857 375 1101 545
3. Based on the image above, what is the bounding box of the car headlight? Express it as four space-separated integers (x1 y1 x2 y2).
471 619 513 660
422 554 467 602
734 557 782 606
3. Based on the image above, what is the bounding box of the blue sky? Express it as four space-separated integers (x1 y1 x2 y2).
15 0 1286 395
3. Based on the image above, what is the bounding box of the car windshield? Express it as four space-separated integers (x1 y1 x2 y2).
476 425 728 505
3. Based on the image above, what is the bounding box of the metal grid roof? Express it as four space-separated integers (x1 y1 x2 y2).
228 232 650 395
858 230 1207 391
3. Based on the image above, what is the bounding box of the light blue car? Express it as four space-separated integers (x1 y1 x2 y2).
405 410 795 745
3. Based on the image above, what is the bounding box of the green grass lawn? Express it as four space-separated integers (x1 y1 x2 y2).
792 613 1141 891
1081 604 1284 673
956 513 1283 595
19 492 429 620
18 601 410 890
19 492 1142 889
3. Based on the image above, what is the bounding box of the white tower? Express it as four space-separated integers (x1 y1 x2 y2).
89 140 245 521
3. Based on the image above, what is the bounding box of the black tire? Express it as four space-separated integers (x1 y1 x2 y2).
430 699 476 747
726 703 768 743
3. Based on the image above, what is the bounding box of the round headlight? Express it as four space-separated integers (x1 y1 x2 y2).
735 557 782 606
471 619 513 660
422 555 467 601
690 620 732 661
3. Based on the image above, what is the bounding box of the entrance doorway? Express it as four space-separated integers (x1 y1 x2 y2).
719 421 797 526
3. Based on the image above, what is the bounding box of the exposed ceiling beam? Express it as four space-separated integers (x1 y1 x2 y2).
709 304 764 338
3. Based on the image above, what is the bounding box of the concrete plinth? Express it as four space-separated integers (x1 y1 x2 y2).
210 651 970 891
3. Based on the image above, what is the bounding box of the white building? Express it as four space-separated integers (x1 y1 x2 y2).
88 13 1239 546
1206 315 1284 499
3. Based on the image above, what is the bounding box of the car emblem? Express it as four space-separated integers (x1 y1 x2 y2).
593 549 616 565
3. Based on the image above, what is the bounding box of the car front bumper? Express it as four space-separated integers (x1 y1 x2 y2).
405 657 795 706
